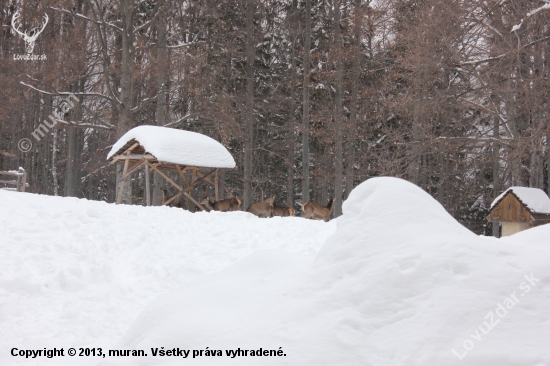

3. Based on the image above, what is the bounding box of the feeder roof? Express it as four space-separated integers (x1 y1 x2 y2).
107 125 235 169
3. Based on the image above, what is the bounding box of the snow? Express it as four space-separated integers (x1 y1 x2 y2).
500 223 550 248
2 178 549 366
104 177 550 366
490 186 550 214
511 20 523 32
0 190 334 365
527 3 550 18
107 126 236 169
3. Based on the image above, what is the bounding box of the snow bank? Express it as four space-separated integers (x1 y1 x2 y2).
0 190 334 366
107 126 236 168
490 186 550 214
109 177 550 366
500 223 550 248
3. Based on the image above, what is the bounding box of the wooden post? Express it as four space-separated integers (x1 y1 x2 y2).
146 162 209 211
145 162 151 206
16 174 22 192
116 159 130 204
183 191 208 211
214 169 219 201
20 171 27 192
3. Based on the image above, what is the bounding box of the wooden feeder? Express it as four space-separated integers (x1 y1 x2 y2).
487 187 550 237
107 125 236 210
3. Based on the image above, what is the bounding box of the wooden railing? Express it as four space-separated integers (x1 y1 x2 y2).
0 168 29 192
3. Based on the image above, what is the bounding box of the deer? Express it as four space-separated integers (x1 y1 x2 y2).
247 196 276 218
11 11 49 54
301 198 334 222
272 204 296 217
200 196 242 212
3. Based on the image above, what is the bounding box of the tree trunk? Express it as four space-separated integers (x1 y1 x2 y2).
153 10 168 206
547 132 550 196
65 126 76 196
333 0 344 217
243 0 255 209
287 0 298 207
115 0 135 205
302 0 312 204
492 116 500 238
345 0 362 200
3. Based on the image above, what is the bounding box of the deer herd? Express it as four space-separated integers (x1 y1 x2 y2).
199 195 334 221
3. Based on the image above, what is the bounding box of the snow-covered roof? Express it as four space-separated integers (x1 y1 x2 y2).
107 126 236 169
490 187 550 214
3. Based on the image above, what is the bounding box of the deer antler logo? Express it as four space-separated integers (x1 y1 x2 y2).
11 11 48 54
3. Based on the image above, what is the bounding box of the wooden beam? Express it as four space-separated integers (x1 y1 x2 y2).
147 162 184 191
20 171 27 192
123 142 139 154
145 163 151 206
194 169 216 186
183 191 208 211
172 166 216 194
0 171 25 177
111 154 155 163
0 180 29 187
176 165 191 188
163 191 183 206
16 175 22 191
214 169 219 201
187 168 216 189
123 160 146 180
148 162 209 211
116 158 130 204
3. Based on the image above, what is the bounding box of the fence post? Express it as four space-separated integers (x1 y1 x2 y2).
16 175 22 192
21 171 27 192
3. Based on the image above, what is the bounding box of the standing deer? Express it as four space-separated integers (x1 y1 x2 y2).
301 198 334 221
200 196 242 212
247 196 276 218
272 204 296 217
11 11 49 54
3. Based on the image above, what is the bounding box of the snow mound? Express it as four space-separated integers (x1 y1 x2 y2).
0 190 334 366
490 186 550 214
107 126 236 168
500 223 550 247
109 177 550 366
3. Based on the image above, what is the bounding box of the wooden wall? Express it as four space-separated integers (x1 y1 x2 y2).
487 193 533 224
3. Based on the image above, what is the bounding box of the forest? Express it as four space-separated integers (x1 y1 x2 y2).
0 0 549 235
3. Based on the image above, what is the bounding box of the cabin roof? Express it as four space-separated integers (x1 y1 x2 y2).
107 126 236 169
490 187 550 215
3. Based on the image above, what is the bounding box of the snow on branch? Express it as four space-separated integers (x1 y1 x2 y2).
54 119 114 130
456 54 506 66
435 136 512 147
50 6 123 32
163 114 194 128
511 1 550 32
527 2 550 17
20 82 113 102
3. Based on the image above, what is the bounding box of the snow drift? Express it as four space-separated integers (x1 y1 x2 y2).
0 189 334 366
107 177 550 366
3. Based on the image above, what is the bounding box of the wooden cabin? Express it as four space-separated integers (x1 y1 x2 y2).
107 125 235 210
487 187 550 237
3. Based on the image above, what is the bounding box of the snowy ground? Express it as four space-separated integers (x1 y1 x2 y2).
1 178 549 366
0 190 334 365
